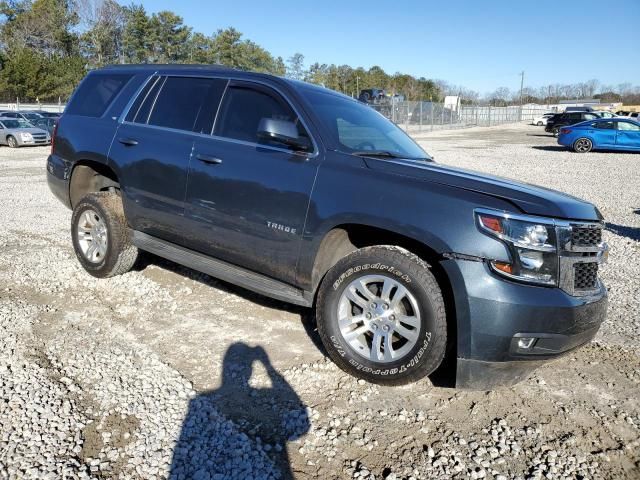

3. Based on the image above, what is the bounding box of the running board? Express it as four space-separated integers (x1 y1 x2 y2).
131 230 313 307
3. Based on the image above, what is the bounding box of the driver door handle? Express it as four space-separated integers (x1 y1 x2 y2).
196 153 223 165
118 137 138 146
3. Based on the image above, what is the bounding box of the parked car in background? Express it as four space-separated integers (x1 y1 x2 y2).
532 113 555 126
0 118 50 147
558 117 640 153
564 106 595 112
0 110 44 122
545 111 600 136
32 110 63 118
594 111 617 119
33 116 59 135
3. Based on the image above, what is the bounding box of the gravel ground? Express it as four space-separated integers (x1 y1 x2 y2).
0 123 638 480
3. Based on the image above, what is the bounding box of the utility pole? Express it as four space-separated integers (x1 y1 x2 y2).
519 71 525 106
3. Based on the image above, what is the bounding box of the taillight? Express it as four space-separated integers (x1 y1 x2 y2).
560 128 572 135
51 119 59 154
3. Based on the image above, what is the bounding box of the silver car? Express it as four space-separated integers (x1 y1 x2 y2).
0 118 51 147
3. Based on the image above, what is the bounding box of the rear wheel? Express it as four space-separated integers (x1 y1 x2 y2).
573 137 593 153
537 121 543 126
552 127 560 137
71 192 138 278
6 136 18 148
316 246 447 385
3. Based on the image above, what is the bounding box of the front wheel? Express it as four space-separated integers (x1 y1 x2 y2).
7 136 18 148
573 137 593 153
316 246 447 385
537 121 543 126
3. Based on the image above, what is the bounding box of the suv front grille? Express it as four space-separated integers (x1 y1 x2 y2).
574 262 598 290
558 222 606 296
571 226 602 248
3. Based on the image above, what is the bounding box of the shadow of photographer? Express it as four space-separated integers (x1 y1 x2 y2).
170 343 310 480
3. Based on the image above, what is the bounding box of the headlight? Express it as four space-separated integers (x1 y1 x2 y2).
476 210 558 286
20 132 33 140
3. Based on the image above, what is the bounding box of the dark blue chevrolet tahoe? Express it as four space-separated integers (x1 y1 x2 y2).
47 65 608 389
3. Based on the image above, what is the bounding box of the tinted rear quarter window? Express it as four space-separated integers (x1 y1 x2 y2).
66 74 132 117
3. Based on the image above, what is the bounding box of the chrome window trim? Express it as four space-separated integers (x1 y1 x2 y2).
117 72 159 123
118 72 319 158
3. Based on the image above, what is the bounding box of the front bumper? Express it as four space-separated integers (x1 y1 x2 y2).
441 258 607 390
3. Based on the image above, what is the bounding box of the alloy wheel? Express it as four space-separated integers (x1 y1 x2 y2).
337 274 421 363
76 209 108 263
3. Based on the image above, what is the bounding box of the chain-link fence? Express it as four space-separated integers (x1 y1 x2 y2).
369 100 552 133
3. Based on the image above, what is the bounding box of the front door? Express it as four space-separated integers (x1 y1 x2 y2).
185 81 320 285
615 120 640 149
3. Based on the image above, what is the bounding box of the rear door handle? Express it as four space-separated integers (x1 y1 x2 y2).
195 154 223 165
118 138 138 146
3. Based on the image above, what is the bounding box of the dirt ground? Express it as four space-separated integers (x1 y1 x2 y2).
0 123 638 480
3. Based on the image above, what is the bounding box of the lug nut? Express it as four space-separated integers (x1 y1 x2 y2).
382 325 390 332
390 315 396 321
365 313 372 319
371 303 377 309
383 304 389 310
371 324 378 330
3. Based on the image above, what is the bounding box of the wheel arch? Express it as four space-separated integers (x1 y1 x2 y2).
309 223 459 383
69 160 120 208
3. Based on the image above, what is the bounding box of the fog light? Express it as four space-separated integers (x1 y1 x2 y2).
517 337 536 349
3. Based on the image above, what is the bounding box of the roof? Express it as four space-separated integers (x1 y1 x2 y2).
98 63 344 99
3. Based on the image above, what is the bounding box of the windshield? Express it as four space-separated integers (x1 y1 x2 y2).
0 119 33 129
22 113 41 120
301 88 429 160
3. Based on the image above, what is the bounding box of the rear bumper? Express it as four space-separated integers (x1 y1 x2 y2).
441 258 607 390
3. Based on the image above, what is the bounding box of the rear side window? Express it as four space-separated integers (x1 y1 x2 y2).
147 77 226 132
66 74 132 117
595 121 614 129
214 85 308 146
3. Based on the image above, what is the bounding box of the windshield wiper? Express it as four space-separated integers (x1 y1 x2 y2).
351 150 429 161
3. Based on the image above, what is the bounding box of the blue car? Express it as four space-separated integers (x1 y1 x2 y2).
558 117 640 153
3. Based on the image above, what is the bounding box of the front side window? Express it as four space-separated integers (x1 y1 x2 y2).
617 121 640 131
301 87 427 159
584 114 598 120
66 74 132 117
213 85 309 148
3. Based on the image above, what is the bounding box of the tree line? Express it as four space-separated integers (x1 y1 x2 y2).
1 0 639 105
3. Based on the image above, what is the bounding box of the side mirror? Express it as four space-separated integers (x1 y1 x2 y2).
257 118 311 152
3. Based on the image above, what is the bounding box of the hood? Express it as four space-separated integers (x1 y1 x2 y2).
6 127 49 135
364 158 602 221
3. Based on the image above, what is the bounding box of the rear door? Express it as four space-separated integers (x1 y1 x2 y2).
590 120 616 147
111 75 226 245
185 80 320 285
615 120 640 149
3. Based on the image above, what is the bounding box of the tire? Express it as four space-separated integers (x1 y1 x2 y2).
71 192 138 278
537 121 543 126
552 127 560 137
573 137 593 153
7 136 18 148
316 246 447 386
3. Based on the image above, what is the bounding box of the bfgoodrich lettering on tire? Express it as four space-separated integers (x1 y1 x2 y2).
316 246 447 385
71 192 138 278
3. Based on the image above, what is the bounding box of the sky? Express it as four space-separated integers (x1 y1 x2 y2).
130 0 640 94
